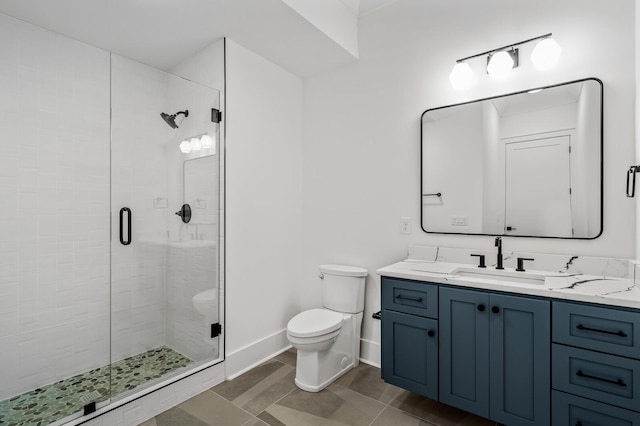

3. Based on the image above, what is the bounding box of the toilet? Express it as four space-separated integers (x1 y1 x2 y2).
192 289 218 324
286 264 368 392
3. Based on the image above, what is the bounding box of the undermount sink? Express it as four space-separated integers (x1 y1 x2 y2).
451 267 547 285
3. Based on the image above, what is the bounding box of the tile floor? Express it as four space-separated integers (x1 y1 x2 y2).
0 347 191 426
141 349 499 426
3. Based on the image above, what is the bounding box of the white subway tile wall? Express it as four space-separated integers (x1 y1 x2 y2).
0 13 111 400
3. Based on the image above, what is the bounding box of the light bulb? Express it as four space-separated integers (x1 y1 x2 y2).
487 51 515 79
200 134 214 149
531 37 562 70
190 137 202 151
179 140 191 153
449 62 474 90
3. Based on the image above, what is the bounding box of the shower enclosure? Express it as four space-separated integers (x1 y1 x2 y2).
0 14 224 426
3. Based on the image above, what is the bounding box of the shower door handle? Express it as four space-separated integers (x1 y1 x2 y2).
119 207 131 245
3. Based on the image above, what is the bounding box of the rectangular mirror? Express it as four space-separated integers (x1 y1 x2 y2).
421 78 603 239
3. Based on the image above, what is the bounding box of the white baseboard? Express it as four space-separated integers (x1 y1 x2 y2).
225 329 290 380
223 332 381 384
359 338 381 368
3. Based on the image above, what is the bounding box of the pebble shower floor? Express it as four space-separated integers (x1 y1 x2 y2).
0 347 192 426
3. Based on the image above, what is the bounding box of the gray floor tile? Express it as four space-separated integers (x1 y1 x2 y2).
153 407 210 426
260 404 349 425
264 384 386 426
236 368 297 415
277 387 346 418
256 410 288 426
333 363 402 403
242 417 271 426
389 391 497 426
371 407 435 426
179 390 253 426
212 360 286 401
273 349 297 367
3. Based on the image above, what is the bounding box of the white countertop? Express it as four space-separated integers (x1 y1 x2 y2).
377 260 640 310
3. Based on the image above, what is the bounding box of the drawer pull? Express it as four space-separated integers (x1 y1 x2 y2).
396 295 423 303
576 323 628 337
575 370 627 387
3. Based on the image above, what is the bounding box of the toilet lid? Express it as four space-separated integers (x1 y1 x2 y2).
287 309 343 338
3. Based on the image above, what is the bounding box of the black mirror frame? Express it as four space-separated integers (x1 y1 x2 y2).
420 77 604 240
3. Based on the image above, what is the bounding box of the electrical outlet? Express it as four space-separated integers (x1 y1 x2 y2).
400 217 412 234
451 215 469 226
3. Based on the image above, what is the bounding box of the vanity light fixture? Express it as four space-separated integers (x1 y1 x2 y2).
178 133 216 154
179 140 192 154
449 33 561 88
487 50 518 79
200 134 214 149
190 137 202 151
530 37 562 70
449 62 474 90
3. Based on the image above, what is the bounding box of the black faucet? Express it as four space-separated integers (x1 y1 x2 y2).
495 237 504 270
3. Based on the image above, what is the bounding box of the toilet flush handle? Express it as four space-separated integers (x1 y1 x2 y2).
319 273 324 279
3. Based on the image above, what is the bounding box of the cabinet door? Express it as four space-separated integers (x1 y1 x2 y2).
439 287 490 418
489 293 550 426
381 310 438 399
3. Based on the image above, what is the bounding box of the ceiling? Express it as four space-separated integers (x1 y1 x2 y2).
0 0 397 77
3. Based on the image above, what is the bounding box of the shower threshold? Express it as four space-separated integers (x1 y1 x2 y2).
0 347 191 426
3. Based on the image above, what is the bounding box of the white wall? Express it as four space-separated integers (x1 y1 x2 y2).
636 0 640 261
302 0 636 365
225 39 303 375
0 14 110 400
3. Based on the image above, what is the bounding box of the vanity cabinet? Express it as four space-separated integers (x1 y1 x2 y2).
551 301 640 425
439 287 550 426
381 278 438 399
381 278 550 426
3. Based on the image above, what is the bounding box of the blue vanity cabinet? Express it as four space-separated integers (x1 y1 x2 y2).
439 287 550 426
381 277 439 400
439 287 490 418
489 293 550 426
552 301 640 425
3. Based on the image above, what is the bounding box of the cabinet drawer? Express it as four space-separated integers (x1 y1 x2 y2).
552 344 640 412
553 390 640 426
382 277 438 318
381 310 438 400
553 301 640 359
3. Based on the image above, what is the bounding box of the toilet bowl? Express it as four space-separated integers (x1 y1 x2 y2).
287 308 343 352
192 289 218 323
286 264 367 392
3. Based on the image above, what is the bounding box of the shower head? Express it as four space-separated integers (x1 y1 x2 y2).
160 110 189 129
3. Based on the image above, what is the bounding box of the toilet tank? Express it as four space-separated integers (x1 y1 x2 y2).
319 264 368 314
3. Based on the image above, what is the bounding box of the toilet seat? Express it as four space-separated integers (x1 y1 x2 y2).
287 308 343 338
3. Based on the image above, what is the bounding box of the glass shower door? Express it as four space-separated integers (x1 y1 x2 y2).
110 54 222 400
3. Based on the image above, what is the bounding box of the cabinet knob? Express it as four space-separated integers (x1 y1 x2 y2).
427 330 435 337
477 304 485 312
491 306 500 314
